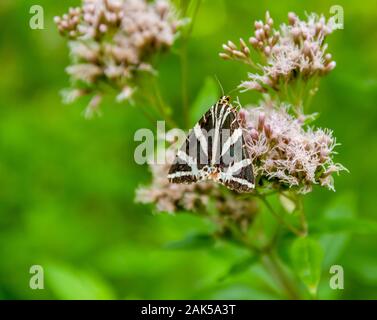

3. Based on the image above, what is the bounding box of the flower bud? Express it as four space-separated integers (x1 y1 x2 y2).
222 44 232 52
288 12 297 25
219 53 231 60
324 53 332 62
264 124 272 139
324 61 336 72
249 37 258 48
99 24 108 33
239 38 247 49
255 20 263 29
258 113 265 132
227 40 237 50
233 50 246 59
250 128 259 141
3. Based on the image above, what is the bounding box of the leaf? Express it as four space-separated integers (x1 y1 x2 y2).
218 255 259 281
190 77 220 126
279 192 296 214
316 193 356 267
45 263 115 300
319 232 350 269
290 237 324 296
191 0 227 37
310 217 377 235
164 233 215 250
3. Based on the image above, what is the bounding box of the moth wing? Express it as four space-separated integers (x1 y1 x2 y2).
168 108 214 183
218 111 255 193
168 96 255 192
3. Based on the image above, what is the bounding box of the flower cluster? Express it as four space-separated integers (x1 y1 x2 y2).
136 144 258 231
55 0 181 117
220 11 337 95
136 10 345 223
239 101 346 194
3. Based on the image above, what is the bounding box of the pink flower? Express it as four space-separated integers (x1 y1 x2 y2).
240 102 347 193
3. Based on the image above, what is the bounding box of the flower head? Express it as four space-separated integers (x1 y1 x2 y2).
240 101 346 193
221 12 337 95
55 0 182 115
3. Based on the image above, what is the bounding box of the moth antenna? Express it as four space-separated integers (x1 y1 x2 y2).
214 75 225 97
226 86 239 97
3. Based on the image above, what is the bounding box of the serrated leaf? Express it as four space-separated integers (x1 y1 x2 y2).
290 237 324 296
190 77 219 126
218 255 258 281
164 233 215 250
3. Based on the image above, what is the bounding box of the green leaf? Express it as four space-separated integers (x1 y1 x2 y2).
279 192 296 214
218 255 259 281
310 217 377 235
290 237 324 296
190 77 220 126
164 233 215 250
45 263 115 300
316 193 356 267
320 234 349 268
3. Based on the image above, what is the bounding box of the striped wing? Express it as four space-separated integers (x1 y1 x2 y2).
168 96 254 193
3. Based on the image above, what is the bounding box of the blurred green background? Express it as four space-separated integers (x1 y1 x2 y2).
0 0 377 299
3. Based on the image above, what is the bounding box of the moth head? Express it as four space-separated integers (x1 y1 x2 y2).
219 96 231 104
201 166 220 180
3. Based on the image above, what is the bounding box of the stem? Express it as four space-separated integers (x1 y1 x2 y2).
180 42 189 128
297 195 308 236
146 82 178 129
224 220 263 254
258 194 304 237
303 77 320 113
225 205 302 300
139 104 159 127
154 82 176 125
187 0 202 37
261 251 301 300
179 0 202 129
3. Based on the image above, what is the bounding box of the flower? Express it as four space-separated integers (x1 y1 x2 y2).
239 101 347 193
55 0 182 115
220 11 337 94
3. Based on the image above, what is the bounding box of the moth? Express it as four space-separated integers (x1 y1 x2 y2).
168 96 255 193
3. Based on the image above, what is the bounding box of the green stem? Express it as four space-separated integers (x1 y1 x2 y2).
139 104 159 127
187 0 202 37
179 0 202 129
261 251 301 300
147 82 177 129
225 209 302 299
303 77 320 113
258 194 304 237
297 195 308 236
180 42 189 128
